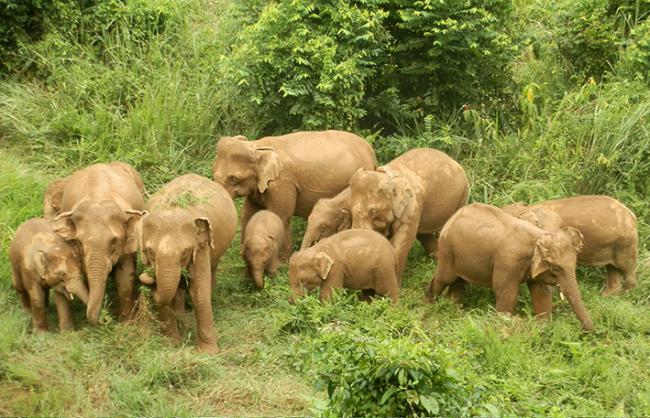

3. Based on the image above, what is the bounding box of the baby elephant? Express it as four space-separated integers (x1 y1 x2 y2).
289 229 399 304
301 188 351 250
426 203 593 331
9 218 89 331
242 210 285 289
502 195 638 296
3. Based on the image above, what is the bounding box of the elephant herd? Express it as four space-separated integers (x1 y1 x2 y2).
9 130 639 352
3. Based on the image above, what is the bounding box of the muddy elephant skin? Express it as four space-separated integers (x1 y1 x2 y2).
212 130 376 258
45 162 146 325
138 174 236 353
349 148 469 281
289 229 399 304
426 203 593 331
9 218 89 331
242 210 285 289
502 195 638 295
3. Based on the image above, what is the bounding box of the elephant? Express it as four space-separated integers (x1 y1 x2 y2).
242 210 285 289
212 130 376 258
349 148 469 281
9 218 89 331
502 196 638 296
288 229 399 304
45 162 146 325
137 174 236 353
300 187 351 250
426 203 593 331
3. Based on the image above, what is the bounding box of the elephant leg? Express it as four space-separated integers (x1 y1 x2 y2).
13 267 30 312
265 189 297 261
280 218 293 261
319 285 334 302
158 301 182 345
28 285 48 332
114 255 137 322
616 251 637 291
603 265 624 296
446 279 466 304
493 274 520 315
189 250 218 353
527 282 553 321
174 288 186 315
390 223 419 284
373 264 399 305
417 233 438 258
53 291 74 331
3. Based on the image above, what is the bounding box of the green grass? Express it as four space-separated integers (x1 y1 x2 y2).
1 0 649 415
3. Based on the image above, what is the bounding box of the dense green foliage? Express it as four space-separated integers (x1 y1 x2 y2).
0 0 649 416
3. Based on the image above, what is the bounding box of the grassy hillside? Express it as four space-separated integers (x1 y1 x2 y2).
1 0 649 416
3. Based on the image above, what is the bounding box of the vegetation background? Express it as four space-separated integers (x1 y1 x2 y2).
0 0 649 415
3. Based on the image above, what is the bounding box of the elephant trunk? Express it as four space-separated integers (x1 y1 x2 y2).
559 271 593 331
86 251 110 325
300 229 319 250
250 265 265 289
154 261 182 307
67 275 89 305
288 275 305 304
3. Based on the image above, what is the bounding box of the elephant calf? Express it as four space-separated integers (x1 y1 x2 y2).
301 188 351 250
9 218 89 331
426 203 593 331
350 148 469 281
138 174 237 353
502 195 638 296
289 229 399 304
242 210 285 289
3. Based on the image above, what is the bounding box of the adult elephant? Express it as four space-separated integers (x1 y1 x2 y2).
349 148 469 280
138 174 236 353
45 162 145 324
212 130 376 257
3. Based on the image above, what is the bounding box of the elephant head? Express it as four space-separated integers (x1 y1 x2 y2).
212 136 282 198
301 200 350 250
29 238 89 305
288 248 334 303
349 168 415 235
242 234 277 289
137 209 214 308
54 200 144 324
530 227 592 330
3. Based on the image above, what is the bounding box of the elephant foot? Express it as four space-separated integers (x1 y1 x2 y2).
601 286 622 297
58 322 74 332
198 343 218 354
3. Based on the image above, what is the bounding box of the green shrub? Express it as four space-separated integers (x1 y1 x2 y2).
555 0 620 81
617 20 650 83
298 329 468 417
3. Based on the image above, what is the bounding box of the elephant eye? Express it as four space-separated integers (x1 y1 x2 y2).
369 207 377 216
229 175 239 184
319 224 328 231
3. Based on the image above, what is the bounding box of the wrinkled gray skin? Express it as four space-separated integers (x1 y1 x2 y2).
212 130 376 259
349 148 469 281
138 174 236 354
9 218 89 331
502 195 638 296
426 203 592 331
301 188 351 250
289 229 399 304
45 162 145 325
242 210 285 289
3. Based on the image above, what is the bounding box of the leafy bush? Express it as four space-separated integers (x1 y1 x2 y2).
618 20 650 83
223 0 516 134
555 0 620 81
297 329 468 417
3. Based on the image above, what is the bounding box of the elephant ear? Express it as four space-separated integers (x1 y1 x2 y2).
124 209 147 254
531 234 553 278
338 208 351 232
389 176 414 219
563 226 584 253
53 211 77 241
194 217 215 250
33 250 47 279
254 147 282 193
518 210 542 228
43 178 67 220
314 251 334 280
